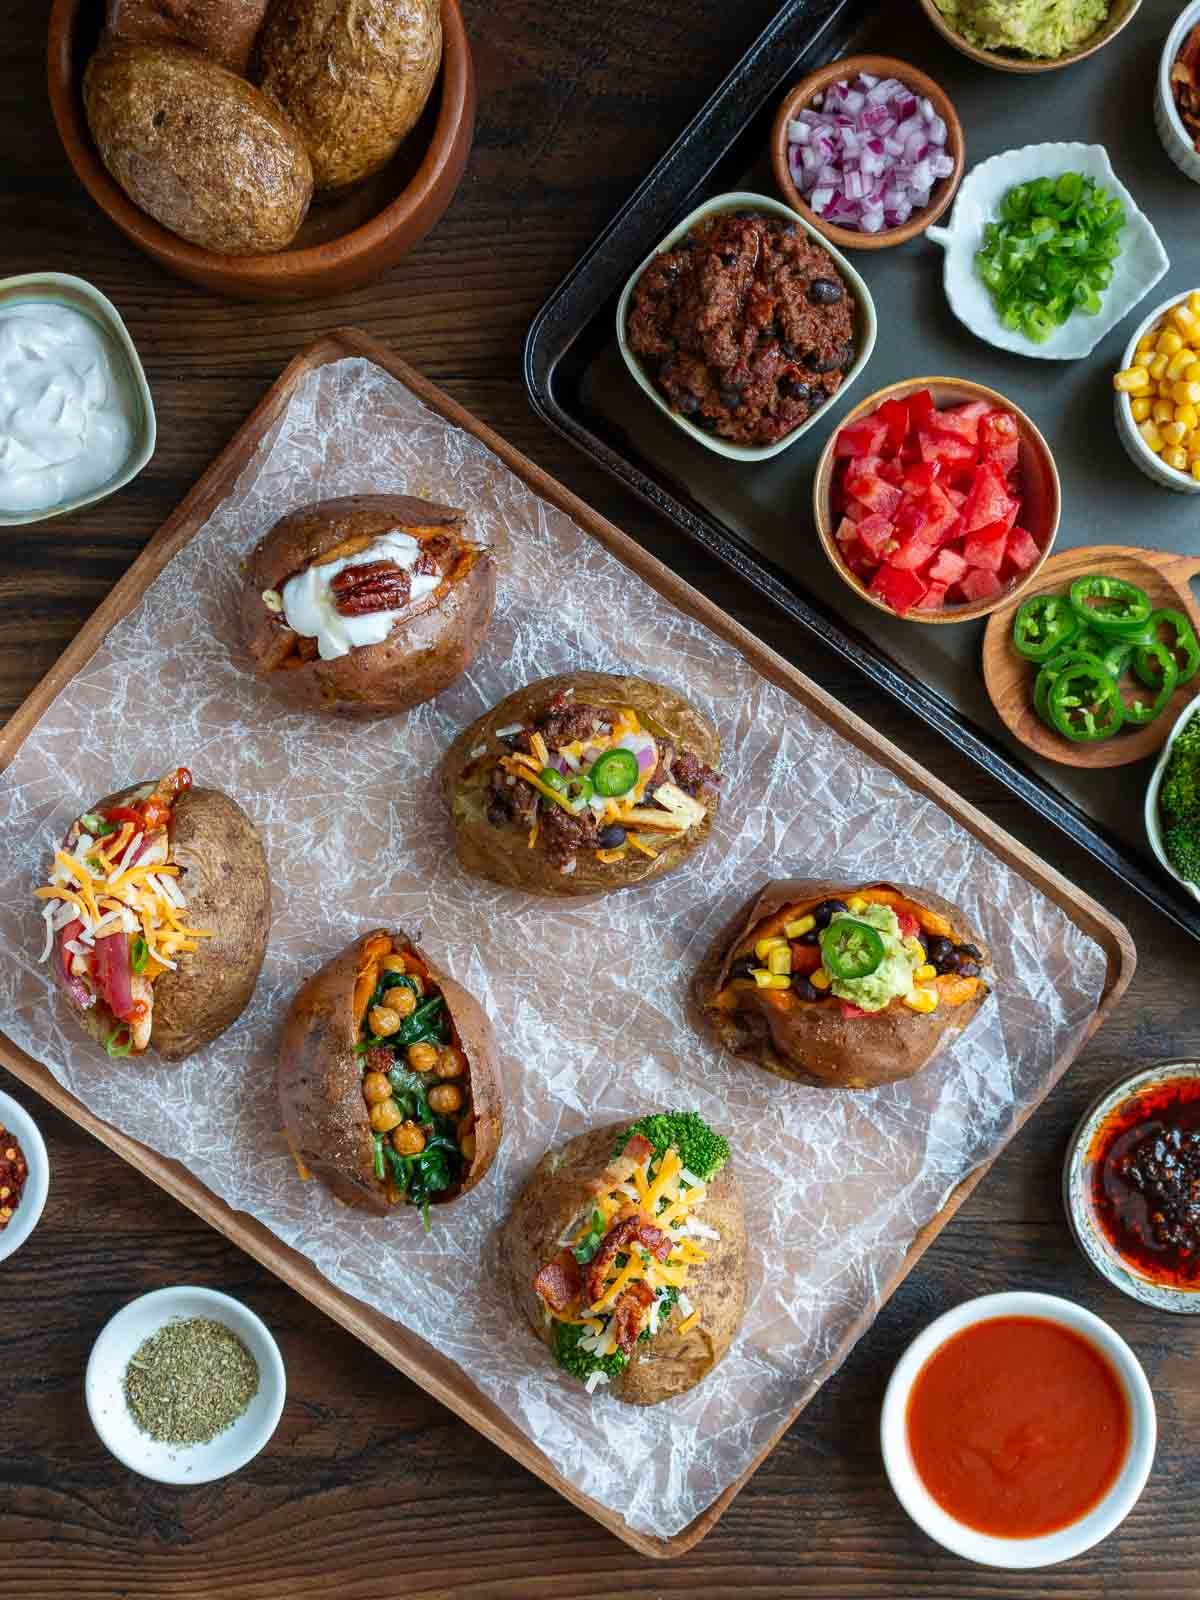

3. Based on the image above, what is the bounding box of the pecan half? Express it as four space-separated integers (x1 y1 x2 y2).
329 560 411 617
413 533 453 578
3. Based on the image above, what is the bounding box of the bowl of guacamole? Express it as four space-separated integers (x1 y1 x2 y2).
920 0 1142 71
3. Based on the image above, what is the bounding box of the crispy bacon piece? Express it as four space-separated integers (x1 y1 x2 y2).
585 1211 672 1304
585 1132 655 1196
611 1280 656 1355
330 559 412 617
533 1250 583 1314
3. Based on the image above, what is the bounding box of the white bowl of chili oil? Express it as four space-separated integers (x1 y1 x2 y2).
0 1088 49 1264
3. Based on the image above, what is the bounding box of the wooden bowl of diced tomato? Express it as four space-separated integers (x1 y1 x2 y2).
812 377 1061 622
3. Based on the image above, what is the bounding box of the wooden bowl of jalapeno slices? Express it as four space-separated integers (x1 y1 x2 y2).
981 544 1200 768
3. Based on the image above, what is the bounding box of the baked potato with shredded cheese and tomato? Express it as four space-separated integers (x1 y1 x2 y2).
35 768 271 1062
691 879 990 1091
239 494 495 718
502 1113 747 1404
278 929 502 1221
440 672 721 897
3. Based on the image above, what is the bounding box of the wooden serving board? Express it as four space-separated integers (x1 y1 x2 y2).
0 330 1136 1559
982 545 1200 770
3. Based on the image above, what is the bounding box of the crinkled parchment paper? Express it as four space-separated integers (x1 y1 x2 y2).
0 357 1107 1538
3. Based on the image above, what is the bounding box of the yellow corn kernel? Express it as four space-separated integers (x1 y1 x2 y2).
914 963 938 982
1188 291 1200 317
754 935 787 961
767 945 792 977
1166 348 1195 381
783 914 815 938
752 968 790 990
1175 403 1198 429
1149 353 1170 381
1185 362 1200 383
1153 398 1175 425
1173 381 1200 407
903 987 939 1014
1138 419 1166 453
1130 397 1153 422
1193 460 1200 482
1136 334 1156 357
1113 365 1151 394
1189 430 1200 458
810 967 831 991
847 896 867 914
1170 304 1199 337
1156 328 1184 357
1162 421 1189 447
1165 446 1190 472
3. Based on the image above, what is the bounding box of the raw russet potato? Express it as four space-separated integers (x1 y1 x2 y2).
256 0 443 191
83 42 314 255
104 0 272 75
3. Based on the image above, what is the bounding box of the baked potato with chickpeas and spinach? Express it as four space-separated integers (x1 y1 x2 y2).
278 929 502 1223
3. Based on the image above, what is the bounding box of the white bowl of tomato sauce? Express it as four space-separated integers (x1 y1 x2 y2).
880 1291 1155 1567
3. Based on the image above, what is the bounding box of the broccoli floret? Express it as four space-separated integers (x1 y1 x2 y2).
552 1320 627 1384
1165 824 1200 884
613 1111 729 1182
1161 749 1200 825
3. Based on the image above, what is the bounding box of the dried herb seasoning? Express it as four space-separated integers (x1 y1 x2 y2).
123 1317 260 1445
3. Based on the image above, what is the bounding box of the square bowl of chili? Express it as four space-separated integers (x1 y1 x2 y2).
0 1089 48 1264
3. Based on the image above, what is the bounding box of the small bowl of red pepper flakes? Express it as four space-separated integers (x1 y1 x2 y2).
0 1090 49 1264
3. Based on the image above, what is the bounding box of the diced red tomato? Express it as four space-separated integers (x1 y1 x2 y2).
835 515 859 548
1005 526 1041 572
919 431 977 472
958 567 1004 603
931 399 991 445
896 912 920 938
790 942 823 976
960 461 1015 534
847 474 902 519
902 459 940 494
844 454 884 486
855 513 896 560
945 487 966 508
840 1002 868 1019
842 499 867 524
915 583 949 611
978 409 1020 472
876 459 904 486
928 548 968 586
962 519 1009 571
908 389 936 431
870 563 928 614
877 396 910 454
836 416 889 458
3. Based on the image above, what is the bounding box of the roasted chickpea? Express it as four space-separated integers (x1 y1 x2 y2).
390 986 418 1019
459 1129 476 1162
392 1121 426 1156
380 953 407 974
428 1082 464 1115
437 1045 466 1078
369 1098 403 1134
368 1005 401 1037
407 1041 439 1073
362 1071 393 1105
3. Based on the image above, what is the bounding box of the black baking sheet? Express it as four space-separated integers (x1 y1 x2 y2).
525 0 1200 938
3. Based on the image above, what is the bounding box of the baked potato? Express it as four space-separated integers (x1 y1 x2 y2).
255 0 442 191
35 767 271 1061
441 672 721 897
104 0 271 75
278 929 502 1219
503 1113 746 1404
83 42 313 255
691 880 990 1090
239 493 495 717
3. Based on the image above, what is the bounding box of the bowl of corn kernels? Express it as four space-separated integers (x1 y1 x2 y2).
1114 289 1200 493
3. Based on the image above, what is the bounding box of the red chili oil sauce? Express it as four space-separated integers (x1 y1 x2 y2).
1088 1074 1200 1289
905 1316 1130 1538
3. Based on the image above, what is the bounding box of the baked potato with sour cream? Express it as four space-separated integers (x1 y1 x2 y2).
278 928 502 1219
441 672 721 897
691 879 990 1090
239 494 495 717
35 768 271 1062
503 1114 747 1404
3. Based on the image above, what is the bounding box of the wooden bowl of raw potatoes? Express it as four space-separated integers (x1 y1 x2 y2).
916 0 1143 73
771 55 965 251
46 0 475 300
811 376 1061 624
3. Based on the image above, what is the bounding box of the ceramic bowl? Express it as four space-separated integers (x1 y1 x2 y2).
86 1286 286 1485
1114 291 1200 493
1065 1060 1200 1311
916 0 1143 74
46 0 475 301
880 1291 1156 1568
1155 0 1200 183
926 143 1169 361
0 272 155 527
616 191 877 463
1145 693 1200 899
0 1089 50 1265
812 376 1061 623
770 55 965 251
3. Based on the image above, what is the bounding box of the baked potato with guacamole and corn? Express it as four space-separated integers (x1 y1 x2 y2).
692 880 990 1090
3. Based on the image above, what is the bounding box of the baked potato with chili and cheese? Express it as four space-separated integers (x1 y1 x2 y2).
691 880 990 1090
441 672 721 897
35 768 271 1061
239 494 495 717
278 929 502 1220
502 1112 747 1404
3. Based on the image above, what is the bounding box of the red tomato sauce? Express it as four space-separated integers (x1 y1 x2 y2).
905 1316 1130 1538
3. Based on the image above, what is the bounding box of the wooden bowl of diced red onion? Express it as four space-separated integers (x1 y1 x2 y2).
771 55 965 250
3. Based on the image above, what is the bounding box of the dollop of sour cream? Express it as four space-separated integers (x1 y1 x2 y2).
281 530 442 660
0 303 136 514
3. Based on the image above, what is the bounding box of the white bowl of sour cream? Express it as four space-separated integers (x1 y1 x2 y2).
0 272 155 526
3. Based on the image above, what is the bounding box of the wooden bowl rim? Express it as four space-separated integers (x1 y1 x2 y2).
915 0 1145 74
45 0 472 285
770 54 965 252
811 374 1062 625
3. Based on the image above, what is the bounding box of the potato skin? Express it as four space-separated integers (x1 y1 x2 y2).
691 879 990 1091
256 0 442 191
502 1122 747 1405
277 928 502 1215
441 672 721 899
239 494 495 718
104 0 271 74
83 43 313 255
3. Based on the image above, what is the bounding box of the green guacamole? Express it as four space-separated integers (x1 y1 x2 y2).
825 903 922 1013
933 0 1109 57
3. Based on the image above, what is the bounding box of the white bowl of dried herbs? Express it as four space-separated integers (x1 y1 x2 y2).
85 1286 286 1484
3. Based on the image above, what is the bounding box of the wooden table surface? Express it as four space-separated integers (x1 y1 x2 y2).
2 2 1196 1596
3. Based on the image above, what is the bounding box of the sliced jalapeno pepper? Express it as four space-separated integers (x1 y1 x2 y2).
1048 653 1125 742
105 1025 134 1059
564 774 595 808
1012 594 1081 661
589 748 639 797
1068 575 1153 638
538 767 567 792
1122 640 1178 725
129 935 149 974
820 919 885 981
1034 631 1106 724
1100 637 1136 682
1135 609 1200 689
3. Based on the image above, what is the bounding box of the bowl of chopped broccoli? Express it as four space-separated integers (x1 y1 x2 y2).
1146 696 1200 901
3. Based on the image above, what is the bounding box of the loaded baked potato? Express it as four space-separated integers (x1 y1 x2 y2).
239 494 495 717
35 768 271 1061
441 672 721 896
692 880 990 1090
278 929 502 1221
503 1112 746 1404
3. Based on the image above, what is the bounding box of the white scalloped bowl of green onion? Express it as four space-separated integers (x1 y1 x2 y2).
1146 694 1200 902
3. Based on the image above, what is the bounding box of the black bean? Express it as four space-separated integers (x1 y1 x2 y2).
793 977 820 1002
813 898 850 930
597 824 626 848
927 935 955 973
729 957 757 981
781 221 798 236
955 959 981 978
486 803 508 828
840 340 856 368
677 392 700 415
803 350 842 374
759 321 779 342
956 943 983 961
794 928 820 946
719 252 737 267
719 385 743 410
780 341 797 360
808 277 844 306
782 379 812 403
